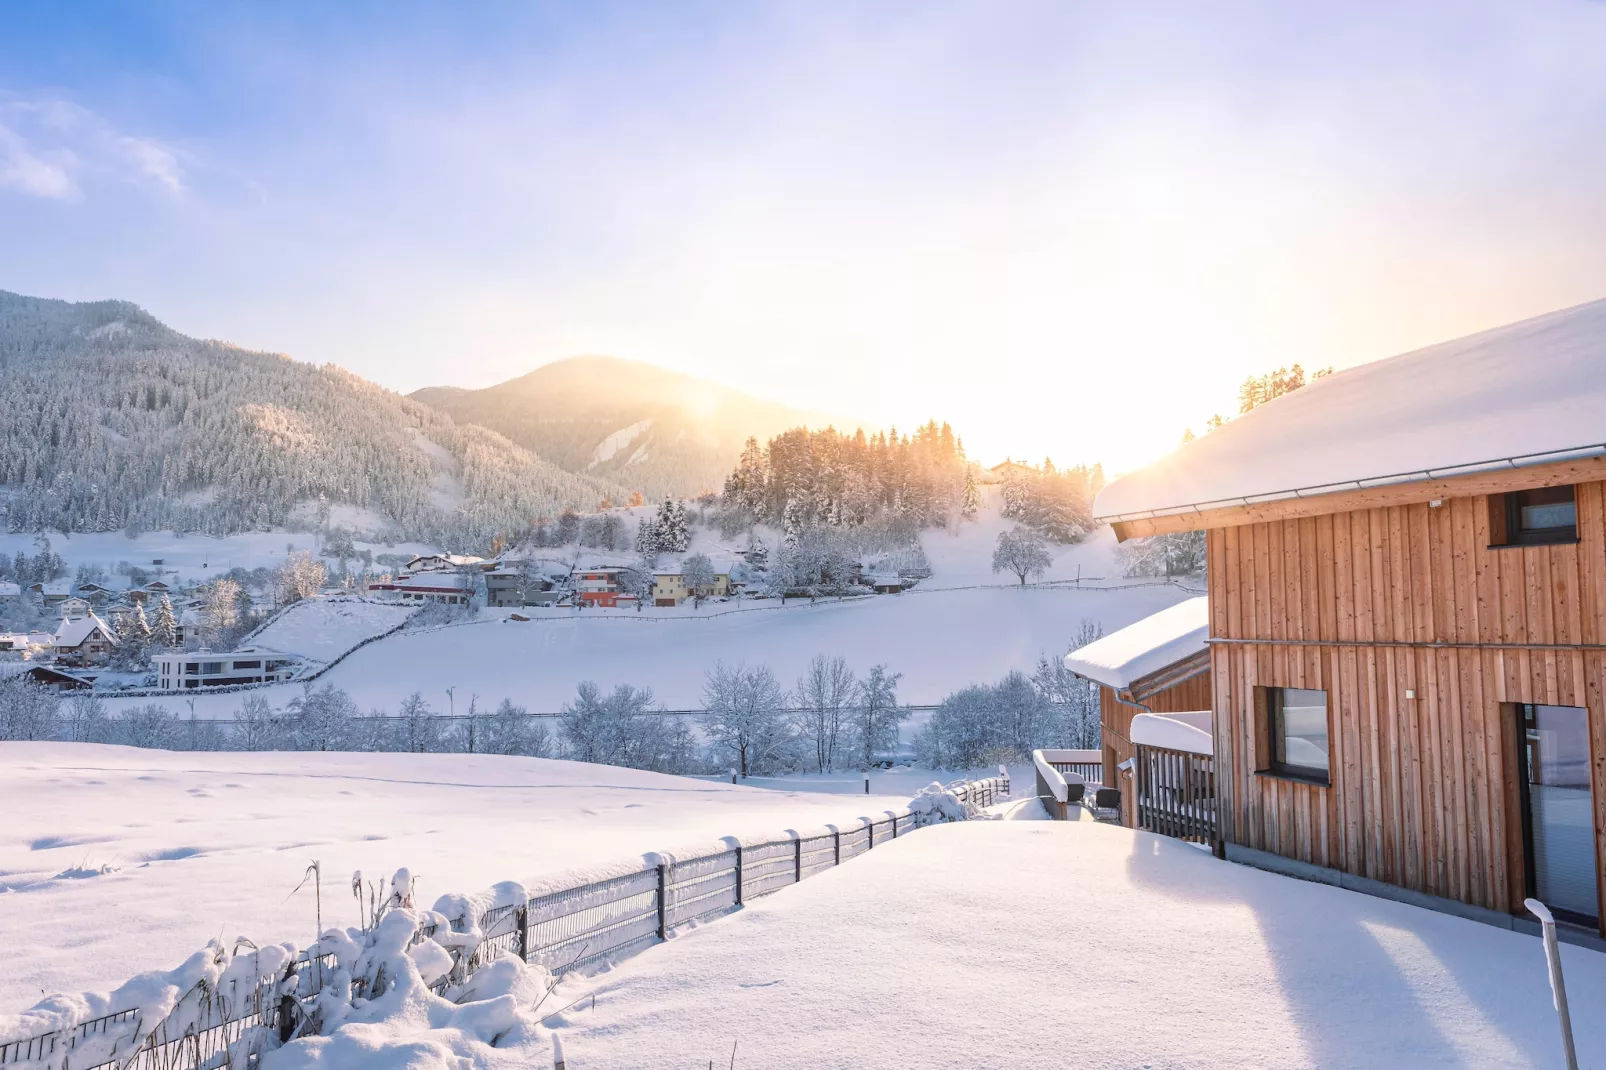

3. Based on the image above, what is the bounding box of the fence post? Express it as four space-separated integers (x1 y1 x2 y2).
834 828 841 865
734 845 744 906
656 863 668 940
793 837 802 883
1526 899 1579 1070
864 775 870 794
516 903 529 962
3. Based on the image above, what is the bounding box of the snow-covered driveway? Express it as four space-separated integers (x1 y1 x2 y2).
550 810 1606 1069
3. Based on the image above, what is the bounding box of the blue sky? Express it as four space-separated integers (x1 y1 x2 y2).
4 1 1606 471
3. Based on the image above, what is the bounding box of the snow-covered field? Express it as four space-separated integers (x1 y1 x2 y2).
96 580 1189 718
245 598 416 666
549 812 1606 1069
0 744 925 1013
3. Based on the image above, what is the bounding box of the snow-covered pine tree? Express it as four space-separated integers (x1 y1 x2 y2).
153 595 178 649
655 497 690 552
635 515 660 555
961 468 980 518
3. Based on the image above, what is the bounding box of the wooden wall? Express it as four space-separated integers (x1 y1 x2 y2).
1100 672 1213 827
1207 480 1606 930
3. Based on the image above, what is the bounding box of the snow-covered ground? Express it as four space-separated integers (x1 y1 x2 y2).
0 744 928 1013
547 812 1606 1069
246 598 417 666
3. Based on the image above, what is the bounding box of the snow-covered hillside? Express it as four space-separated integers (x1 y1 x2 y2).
246 598 416 666
0 744 919 1012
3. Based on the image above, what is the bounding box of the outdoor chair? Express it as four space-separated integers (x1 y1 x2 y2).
1086 786 1121 822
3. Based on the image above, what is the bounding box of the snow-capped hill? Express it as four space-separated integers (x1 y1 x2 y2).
411 355 859 500
0 290 630 543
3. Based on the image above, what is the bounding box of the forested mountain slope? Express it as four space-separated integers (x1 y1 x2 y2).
412 355 852 500
0 291 626 544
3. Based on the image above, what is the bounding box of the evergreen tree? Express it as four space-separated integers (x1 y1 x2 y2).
654 497 690 552
961 468 980 518
153 595 178 649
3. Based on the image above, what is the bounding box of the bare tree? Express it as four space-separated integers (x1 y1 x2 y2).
701 662 793 777
796 655 856 773
992 527 1051 586
681 552 716 607
276 551 328 606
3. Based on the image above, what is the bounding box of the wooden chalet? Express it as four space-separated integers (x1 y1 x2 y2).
1095 297 1606 935
1063 596 1212 826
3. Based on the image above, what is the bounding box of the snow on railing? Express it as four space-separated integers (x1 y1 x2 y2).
0 774 1010 1070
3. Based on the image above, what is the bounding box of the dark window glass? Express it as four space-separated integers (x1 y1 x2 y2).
1267 687 1330 783
1502 485 1577 546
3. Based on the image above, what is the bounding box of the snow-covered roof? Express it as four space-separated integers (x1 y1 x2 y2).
406 553 484 570
1062 597 1209 690
1129 711 1214 755
1094 297 1606 522
391 573 472 591
0 582 20 597
53 614 115 649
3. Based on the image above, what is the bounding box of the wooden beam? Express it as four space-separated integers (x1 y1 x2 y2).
1105 455 1606 540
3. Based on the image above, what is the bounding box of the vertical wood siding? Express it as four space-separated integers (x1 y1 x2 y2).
1208 483 1606 928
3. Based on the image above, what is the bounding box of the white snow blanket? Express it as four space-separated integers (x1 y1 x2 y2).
1062 595 1208 689
0 744 915 1013
1095 296 1606 520
547 819 1606 1068
246 598 416 666
101 583 1196 718
1129 710 1214 755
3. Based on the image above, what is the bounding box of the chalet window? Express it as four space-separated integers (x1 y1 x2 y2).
1490 485 1577 547
1262 687 1330 784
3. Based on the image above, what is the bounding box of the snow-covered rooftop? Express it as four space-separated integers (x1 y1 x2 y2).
1094 297 1606 522
53 615 114 649
1062 596 1208 689
391 573 472 591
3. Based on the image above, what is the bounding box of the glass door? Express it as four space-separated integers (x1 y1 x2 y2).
1516 703 1599 926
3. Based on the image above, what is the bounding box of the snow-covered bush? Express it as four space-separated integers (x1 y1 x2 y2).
907 781 978 825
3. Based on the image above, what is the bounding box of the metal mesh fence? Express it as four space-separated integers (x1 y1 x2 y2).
3 774 1010 1070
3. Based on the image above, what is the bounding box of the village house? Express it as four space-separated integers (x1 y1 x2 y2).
28 579 73 605
484 564 560 608
51 613 117 667
651 565 732 607
405 552 486 573
0 581 21 602
1093 297 1606 936
575 566 638 608
370 572 475 605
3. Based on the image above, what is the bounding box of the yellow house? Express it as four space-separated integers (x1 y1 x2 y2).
652 566 731 606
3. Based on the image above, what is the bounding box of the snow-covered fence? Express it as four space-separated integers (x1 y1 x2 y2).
0 774 1009 1070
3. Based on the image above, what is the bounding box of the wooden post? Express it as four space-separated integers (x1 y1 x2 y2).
834 828 841 865
656 863 668 940
734 846 743 906
552 1031 566 1070
516 903 529 962
793 837 802 883
864 775 870 794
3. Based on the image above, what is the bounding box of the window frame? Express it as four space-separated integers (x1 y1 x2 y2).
1489 484 1579 548
1257 686 1333 786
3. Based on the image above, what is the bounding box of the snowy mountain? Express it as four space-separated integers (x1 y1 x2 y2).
0 291 627 544
411 355 853 500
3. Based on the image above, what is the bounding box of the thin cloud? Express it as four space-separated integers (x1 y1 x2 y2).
0 98 186 199
0 122 78 198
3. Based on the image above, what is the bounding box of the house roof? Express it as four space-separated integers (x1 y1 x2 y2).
1062 597 1209 690
54 614 116 649
0 582 20 597
390 573 473 591
1093 297 1606 523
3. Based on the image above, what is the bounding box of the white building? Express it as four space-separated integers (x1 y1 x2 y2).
0 582 20 602
404 552 485 573
371 572 475 605
151 649 303 690
52 614 118 666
